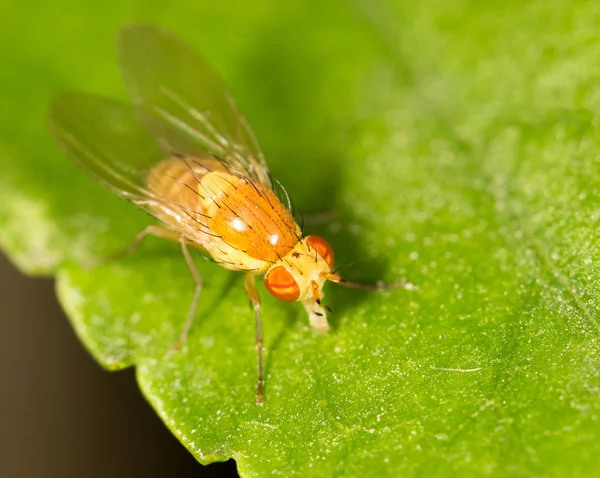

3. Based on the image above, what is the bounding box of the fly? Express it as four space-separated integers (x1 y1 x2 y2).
48 23 404 404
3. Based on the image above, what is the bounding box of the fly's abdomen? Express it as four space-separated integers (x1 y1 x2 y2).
146 156 227 233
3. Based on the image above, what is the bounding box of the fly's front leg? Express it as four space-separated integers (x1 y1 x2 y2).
90 225 180 267
175 235 203 349
323 272 407 291
244 272 264 405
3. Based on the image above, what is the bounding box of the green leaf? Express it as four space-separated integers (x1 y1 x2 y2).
2 1 600 476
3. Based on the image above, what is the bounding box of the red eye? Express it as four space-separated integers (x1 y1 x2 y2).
306 235 334 268
265 266 300 302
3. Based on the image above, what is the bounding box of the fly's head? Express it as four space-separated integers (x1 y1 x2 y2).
264 235 337 332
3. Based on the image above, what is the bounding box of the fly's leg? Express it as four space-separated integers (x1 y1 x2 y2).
323 273 407 291
90 225 180 267
244 273 264 405
91 226 203 349
175 235 203 349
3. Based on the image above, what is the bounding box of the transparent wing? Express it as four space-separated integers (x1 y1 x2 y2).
48 92 200 231
117 23 273 189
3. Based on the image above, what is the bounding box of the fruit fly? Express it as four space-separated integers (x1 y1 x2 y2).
49 23 403 404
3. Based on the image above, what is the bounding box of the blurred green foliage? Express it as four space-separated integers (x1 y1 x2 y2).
2 0 600 476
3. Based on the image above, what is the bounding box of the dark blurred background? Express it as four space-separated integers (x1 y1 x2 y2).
0 253 238 478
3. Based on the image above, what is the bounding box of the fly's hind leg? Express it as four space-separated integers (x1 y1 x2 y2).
89 225 181 267
175 235 203 349
244 273 264 405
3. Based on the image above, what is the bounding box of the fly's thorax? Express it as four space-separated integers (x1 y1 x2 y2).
207 178 302 267
208 239 271 272
199 171 244 217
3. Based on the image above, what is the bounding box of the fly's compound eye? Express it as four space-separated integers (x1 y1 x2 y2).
306 235 334 268
265 266 300 302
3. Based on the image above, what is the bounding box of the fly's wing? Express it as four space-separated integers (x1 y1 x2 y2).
49 92 160 200
48 92 210 239
117 23 273 189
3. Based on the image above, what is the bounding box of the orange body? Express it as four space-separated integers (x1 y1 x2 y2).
148 156 333 331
